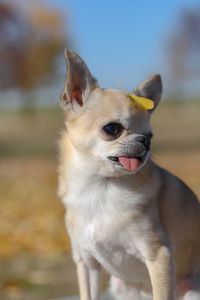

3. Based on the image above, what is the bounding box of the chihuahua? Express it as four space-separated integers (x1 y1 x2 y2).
58 50 200 300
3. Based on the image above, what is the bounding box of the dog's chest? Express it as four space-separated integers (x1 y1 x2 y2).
77 215 149 283
66 177 150 282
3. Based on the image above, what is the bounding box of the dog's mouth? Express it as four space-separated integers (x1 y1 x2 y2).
108 155 145 172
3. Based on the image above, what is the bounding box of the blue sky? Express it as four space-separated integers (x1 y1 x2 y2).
47 0 200 93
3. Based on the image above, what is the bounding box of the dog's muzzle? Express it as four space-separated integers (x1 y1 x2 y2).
108 134 152 172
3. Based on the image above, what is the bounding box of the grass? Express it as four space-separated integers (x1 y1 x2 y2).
0 102 200 299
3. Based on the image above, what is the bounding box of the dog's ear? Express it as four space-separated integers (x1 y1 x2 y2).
134 74 162 113
60 50 98 110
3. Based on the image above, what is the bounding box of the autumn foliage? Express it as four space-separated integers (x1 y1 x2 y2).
0 2 68 92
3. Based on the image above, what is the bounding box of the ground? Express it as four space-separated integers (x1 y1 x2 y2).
0 102 199 299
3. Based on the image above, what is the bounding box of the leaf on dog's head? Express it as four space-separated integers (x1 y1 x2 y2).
127 94 154 110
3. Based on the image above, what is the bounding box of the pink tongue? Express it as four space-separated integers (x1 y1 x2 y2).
118 157 141 171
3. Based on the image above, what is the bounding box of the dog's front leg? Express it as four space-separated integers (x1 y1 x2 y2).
77 260 101 300
89 266 101 300
77 260 91 300
145 246 175 300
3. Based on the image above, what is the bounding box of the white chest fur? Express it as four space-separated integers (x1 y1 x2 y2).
63 175 152 285
77 214 150 284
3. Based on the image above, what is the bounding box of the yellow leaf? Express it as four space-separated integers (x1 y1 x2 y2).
127 94 154 110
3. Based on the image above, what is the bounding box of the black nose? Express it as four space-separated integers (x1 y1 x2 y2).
136 135 151 150
136 135 147 144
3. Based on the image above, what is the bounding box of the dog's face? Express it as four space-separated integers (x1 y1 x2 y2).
60 51 162 177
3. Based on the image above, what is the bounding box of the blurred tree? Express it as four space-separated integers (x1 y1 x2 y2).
0 2 68 111
167 7 200 97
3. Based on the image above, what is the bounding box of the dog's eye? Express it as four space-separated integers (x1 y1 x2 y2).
103 122 124 138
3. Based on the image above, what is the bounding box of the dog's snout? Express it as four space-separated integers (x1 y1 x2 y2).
136 135 151 151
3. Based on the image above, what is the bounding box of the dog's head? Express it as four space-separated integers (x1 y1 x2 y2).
60 50 162 177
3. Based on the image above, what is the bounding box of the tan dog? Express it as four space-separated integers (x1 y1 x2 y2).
58 50 200 300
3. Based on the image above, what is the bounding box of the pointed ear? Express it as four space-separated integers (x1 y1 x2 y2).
134 74 162 113
60 50 98 110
